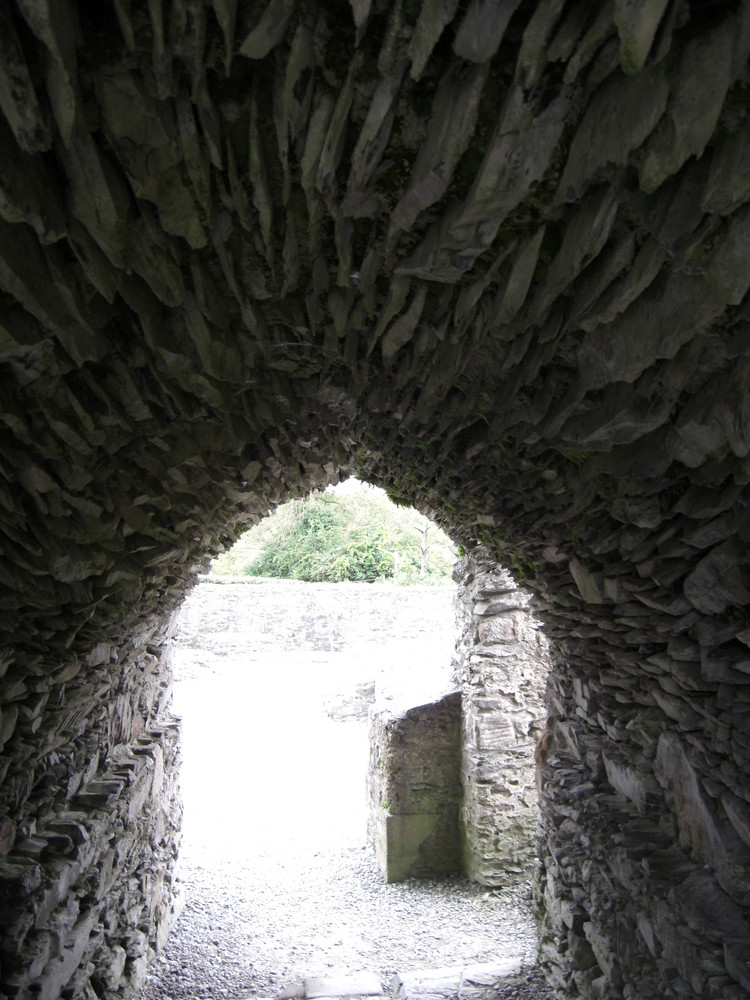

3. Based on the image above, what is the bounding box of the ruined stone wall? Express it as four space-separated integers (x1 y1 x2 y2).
451 550 550 884
366 550 549 887
368 692 462 883
533 574 750 999
1 0 750 997
0 623 182 999
177 579 457 657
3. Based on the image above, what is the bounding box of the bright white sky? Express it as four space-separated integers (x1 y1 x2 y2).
327 477 382 496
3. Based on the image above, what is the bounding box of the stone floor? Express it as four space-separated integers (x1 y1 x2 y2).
138 584 556 1000
274 961 529 1000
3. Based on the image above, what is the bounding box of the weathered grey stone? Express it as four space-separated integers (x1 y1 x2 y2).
453 0 521 63
613 0 670 73
722 792 750 850
0 2 749 997
703 120 750 217
344 62 406 213
452 85 570 238
96 72 207 250
639 13 742 193
368 692 461 882
491 225 545 326
239 0 295 59
388 63 487 238
724 939 750 990
654 732 737 869
392 961 522 1000
557 65 668 201
531 183 620 319
568 558 604 605
405 0 457 81
602 750 657 814
0 2 52 153
563 4 617 84
305 973 383 998
515 0 565 90
683 541 750 615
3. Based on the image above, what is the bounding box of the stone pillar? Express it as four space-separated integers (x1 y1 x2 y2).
368 692 462 883
451 549 550 884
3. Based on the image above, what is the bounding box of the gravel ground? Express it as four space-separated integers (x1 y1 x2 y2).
139 846 554 999
138 584 557 1000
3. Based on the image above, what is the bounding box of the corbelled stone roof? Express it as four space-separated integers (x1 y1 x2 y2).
3 3 750 997
1 0 749 660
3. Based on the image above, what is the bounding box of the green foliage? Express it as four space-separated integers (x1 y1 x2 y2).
210 482 457 583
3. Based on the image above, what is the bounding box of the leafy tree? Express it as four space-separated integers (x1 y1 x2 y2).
210 482 456 583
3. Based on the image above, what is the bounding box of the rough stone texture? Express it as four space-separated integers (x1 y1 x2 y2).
451 551 550 884
0 623 182 999
391 960 523 1000
0 0 750 997
366 550 548 887
368 692 462 883
176 579 457 658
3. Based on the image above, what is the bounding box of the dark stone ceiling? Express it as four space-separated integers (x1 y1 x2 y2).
0 0 749 660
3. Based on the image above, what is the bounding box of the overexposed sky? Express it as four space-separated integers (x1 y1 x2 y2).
327 477 383 496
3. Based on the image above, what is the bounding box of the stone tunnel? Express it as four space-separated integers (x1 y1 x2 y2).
1 0 750 996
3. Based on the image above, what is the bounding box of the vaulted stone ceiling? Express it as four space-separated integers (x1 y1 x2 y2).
1 0 750 996
1 0 746 652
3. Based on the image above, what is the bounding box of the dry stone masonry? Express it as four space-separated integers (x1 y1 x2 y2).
451 550 550 885
1 1 750 997
368 691 462 883
0 623 183 1000
367 551 549 886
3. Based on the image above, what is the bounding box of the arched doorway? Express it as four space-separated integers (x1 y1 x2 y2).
138 488 552 999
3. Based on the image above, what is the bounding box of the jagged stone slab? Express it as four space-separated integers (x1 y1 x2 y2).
305 973 383 998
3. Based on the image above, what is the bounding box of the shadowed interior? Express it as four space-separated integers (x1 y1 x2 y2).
1 1 750 997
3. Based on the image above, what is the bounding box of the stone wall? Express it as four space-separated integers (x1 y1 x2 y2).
0 624 182 999
451 551 550 884
177 579 457 657
368 692 462 883
367 548 549 887
1 0 750 997
534 578 750 998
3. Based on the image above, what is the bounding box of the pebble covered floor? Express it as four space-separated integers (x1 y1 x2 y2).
138 583 556 999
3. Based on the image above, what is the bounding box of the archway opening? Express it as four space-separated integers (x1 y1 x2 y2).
138 481 553 999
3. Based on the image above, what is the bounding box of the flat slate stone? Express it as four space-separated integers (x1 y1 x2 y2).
390 970 462 998
391 960 523 1000
461 960 522 984
460 960 523 998
309 996 384 1000
278 984 306 999
305 973 383 998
